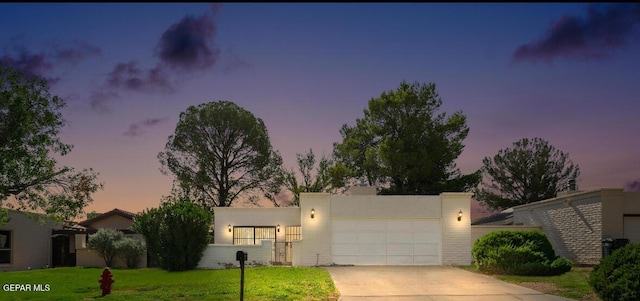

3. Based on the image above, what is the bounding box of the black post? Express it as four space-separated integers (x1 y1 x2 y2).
236 251 247 301
240 259 244 301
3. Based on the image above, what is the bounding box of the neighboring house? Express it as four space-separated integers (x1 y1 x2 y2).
471 208 513 226
469 208 541 247
55 208 147 268
0 209 63 271
472 188 640 265
199 187 473 269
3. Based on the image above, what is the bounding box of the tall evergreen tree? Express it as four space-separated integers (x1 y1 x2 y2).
475 137 580 211
331 81 480 194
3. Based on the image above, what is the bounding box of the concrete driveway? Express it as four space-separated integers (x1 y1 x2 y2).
325 266 573 301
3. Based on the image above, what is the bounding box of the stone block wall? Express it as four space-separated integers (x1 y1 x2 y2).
513 194 602 265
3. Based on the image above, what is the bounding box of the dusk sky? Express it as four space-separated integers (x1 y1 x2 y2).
2 3 639 220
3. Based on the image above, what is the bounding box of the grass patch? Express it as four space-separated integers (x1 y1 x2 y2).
458 265 598 300
0 266 339 300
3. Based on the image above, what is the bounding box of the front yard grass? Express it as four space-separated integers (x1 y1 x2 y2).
459 265 599 300
0 266 339 301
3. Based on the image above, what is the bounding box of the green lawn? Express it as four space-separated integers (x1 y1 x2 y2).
0 266 339 301
459 265 598 300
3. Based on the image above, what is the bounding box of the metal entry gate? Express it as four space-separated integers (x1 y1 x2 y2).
274 226 301 264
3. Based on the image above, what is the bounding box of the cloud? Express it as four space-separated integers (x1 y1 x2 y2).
0 39 101 84
52 40 102 65
0 50 54 79
88 90 120 113
513 3 640 63
106 61 174 93
154 14 220 72
625 179 640 192
124 117 169 137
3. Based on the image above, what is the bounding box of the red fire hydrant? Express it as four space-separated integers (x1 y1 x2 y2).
99 267 115 296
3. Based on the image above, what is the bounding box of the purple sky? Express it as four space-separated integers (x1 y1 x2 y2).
2 3 639 219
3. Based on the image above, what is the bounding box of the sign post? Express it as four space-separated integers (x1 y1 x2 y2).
236 251 247 301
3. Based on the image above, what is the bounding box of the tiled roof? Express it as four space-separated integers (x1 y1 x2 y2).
471 211 513 225
78 208 138 227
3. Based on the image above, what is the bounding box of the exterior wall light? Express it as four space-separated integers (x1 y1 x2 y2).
277 224 280 232
458 210 463 222
228 224 232 232
311 208 315 219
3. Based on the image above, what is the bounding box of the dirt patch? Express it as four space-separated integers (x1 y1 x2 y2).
516 282 558 294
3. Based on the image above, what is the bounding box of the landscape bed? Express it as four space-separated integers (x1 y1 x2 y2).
0 266 339 301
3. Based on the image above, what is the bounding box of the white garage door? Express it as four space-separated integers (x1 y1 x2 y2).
623 216 640 243
332 219 440 265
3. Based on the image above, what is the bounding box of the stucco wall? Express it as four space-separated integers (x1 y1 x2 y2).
513 191 603 265
0 211 62 271
213 207 300 244
330 195 442 219
602 190 640 238
296 193 332 266
440 193 473 265
198 240 272 269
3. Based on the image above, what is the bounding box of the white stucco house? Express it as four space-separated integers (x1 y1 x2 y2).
198 187 473 269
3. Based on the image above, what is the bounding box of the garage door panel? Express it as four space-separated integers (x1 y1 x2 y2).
358 232 385 242
333 232 357 243
387 255 413 265
333 244 359 255
333 255 357 264
359 255 386 265
414 221 440 232
358 244 385 255
414 243 439 256
387 232 412 243
387 244 412 255
414 232 439 244
414 255 439 264
332 219 440 265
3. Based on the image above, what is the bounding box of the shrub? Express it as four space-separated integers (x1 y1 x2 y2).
132 197 212 271
115 237 146 268
589 243 640 301
88 228 125 267
550 256 572 274
472 230 572 276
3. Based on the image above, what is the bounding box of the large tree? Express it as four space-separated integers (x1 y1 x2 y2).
285 149 333 206
158 100 285 208
132 197 212 271
0 66 102 222
331 81 481 194
475 137 581 211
